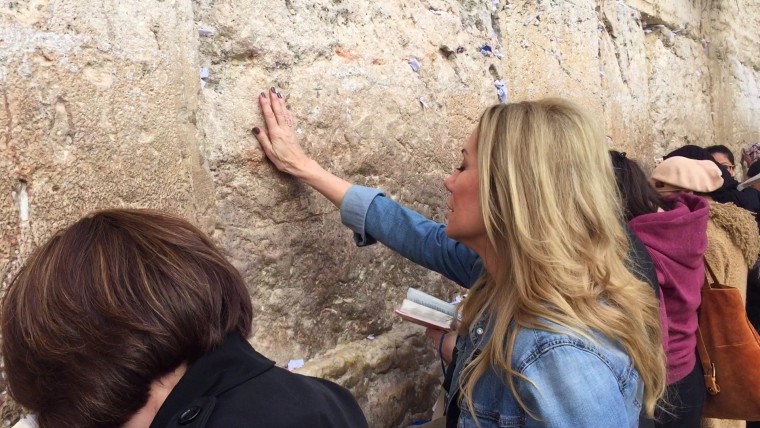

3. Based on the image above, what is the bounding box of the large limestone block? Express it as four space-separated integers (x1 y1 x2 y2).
0 1 215 285
194 0 490 366
704 0 760 162
645 26 714 156
297 323 441 427
496 0 603 111
0 0 215 422
599 0 653 157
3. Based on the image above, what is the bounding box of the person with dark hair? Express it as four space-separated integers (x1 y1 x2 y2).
610 151 669 221
1 209 368 428
742 161 760 191
738 160 760 235
739 154 760 428
742 161 760 344
610 151 710 428
706 145 736 177
648 155 759 428
665 145 760 213
741 143 760 177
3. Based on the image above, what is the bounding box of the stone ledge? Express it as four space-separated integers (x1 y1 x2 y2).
296 322 442 428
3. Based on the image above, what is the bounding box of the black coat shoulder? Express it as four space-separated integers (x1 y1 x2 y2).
201 366 368 428
152 334 368 428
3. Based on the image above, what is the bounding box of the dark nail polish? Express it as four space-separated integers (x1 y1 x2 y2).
260 92 266 98
277 92 283 99
270 87 276 93
252 127 260 135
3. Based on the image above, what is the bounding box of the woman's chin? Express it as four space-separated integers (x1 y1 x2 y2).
444 225 457 240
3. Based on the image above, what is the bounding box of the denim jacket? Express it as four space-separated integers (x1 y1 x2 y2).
341 185 644 427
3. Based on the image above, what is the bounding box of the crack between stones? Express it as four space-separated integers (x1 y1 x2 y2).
2 85 12 152
269 210 335 226
599 15 628 89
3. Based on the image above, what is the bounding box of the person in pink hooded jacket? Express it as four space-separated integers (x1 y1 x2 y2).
610 152 723 428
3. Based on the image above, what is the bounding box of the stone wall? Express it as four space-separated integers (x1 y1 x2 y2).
1 0 759 426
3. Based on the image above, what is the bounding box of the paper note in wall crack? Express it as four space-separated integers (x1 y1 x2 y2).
287 359 304 371
408 57 421 72
494 80 508 103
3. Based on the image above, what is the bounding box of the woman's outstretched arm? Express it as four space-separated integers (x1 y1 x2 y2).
252 89 482 287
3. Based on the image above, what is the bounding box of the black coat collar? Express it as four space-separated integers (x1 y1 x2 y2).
150 333 275 427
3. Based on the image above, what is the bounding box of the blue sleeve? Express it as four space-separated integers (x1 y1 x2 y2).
340 185 482 288
518 347 637 428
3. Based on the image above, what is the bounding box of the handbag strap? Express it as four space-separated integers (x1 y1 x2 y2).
696 326 720 395
704 259 719 288
696 258 720 395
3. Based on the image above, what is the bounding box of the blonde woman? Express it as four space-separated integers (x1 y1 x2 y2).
253 88 666 427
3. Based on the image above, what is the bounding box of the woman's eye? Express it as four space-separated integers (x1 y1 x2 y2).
455 165 465 172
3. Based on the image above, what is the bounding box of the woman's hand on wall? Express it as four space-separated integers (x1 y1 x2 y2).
253 88 310 177
253 88 352 207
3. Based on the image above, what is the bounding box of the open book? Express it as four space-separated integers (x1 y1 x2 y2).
395 288 457 331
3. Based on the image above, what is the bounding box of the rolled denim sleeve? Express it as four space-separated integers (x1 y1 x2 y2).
340 185 482 288
518 346 640 428
340 185 386 246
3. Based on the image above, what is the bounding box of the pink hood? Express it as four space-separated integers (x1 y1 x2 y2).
628 193 709 384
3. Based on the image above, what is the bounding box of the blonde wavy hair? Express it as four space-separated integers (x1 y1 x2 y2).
457 99 666 420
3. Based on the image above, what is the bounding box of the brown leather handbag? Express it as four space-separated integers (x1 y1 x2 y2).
696 261 760 420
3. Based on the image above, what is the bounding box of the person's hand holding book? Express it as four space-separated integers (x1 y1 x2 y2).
425 328 456 365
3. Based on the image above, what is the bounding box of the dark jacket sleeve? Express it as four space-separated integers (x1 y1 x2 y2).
625 226 660 428
625 225 660 299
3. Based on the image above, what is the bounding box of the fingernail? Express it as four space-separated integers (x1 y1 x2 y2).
277 92 283 99
270 87 276 93
252 127 260 135
260 92 266 98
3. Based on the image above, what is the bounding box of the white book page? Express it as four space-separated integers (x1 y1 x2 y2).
396 299 453 330
406 288 457 317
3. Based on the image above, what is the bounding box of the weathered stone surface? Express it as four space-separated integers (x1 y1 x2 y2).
599 0 652 156
296 323 440 427
0 0 215 286
2 1 760 427
704 0 760 172
645 27 714 156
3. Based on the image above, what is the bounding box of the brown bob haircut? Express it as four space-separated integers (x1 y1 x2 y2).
1 209 252 428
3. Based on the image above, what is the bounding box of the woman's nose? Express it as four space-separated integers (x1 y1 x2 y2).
443 174 454 192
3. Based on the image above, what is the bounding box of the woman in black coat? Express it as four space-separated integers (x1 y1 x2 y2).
2 209 368 428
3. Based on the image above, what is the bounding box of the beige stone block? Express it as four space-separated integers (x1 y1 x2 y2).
296 323 440 427
703 0 760 166
0 1 215 287
645 29 714 156
599 0 653 158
